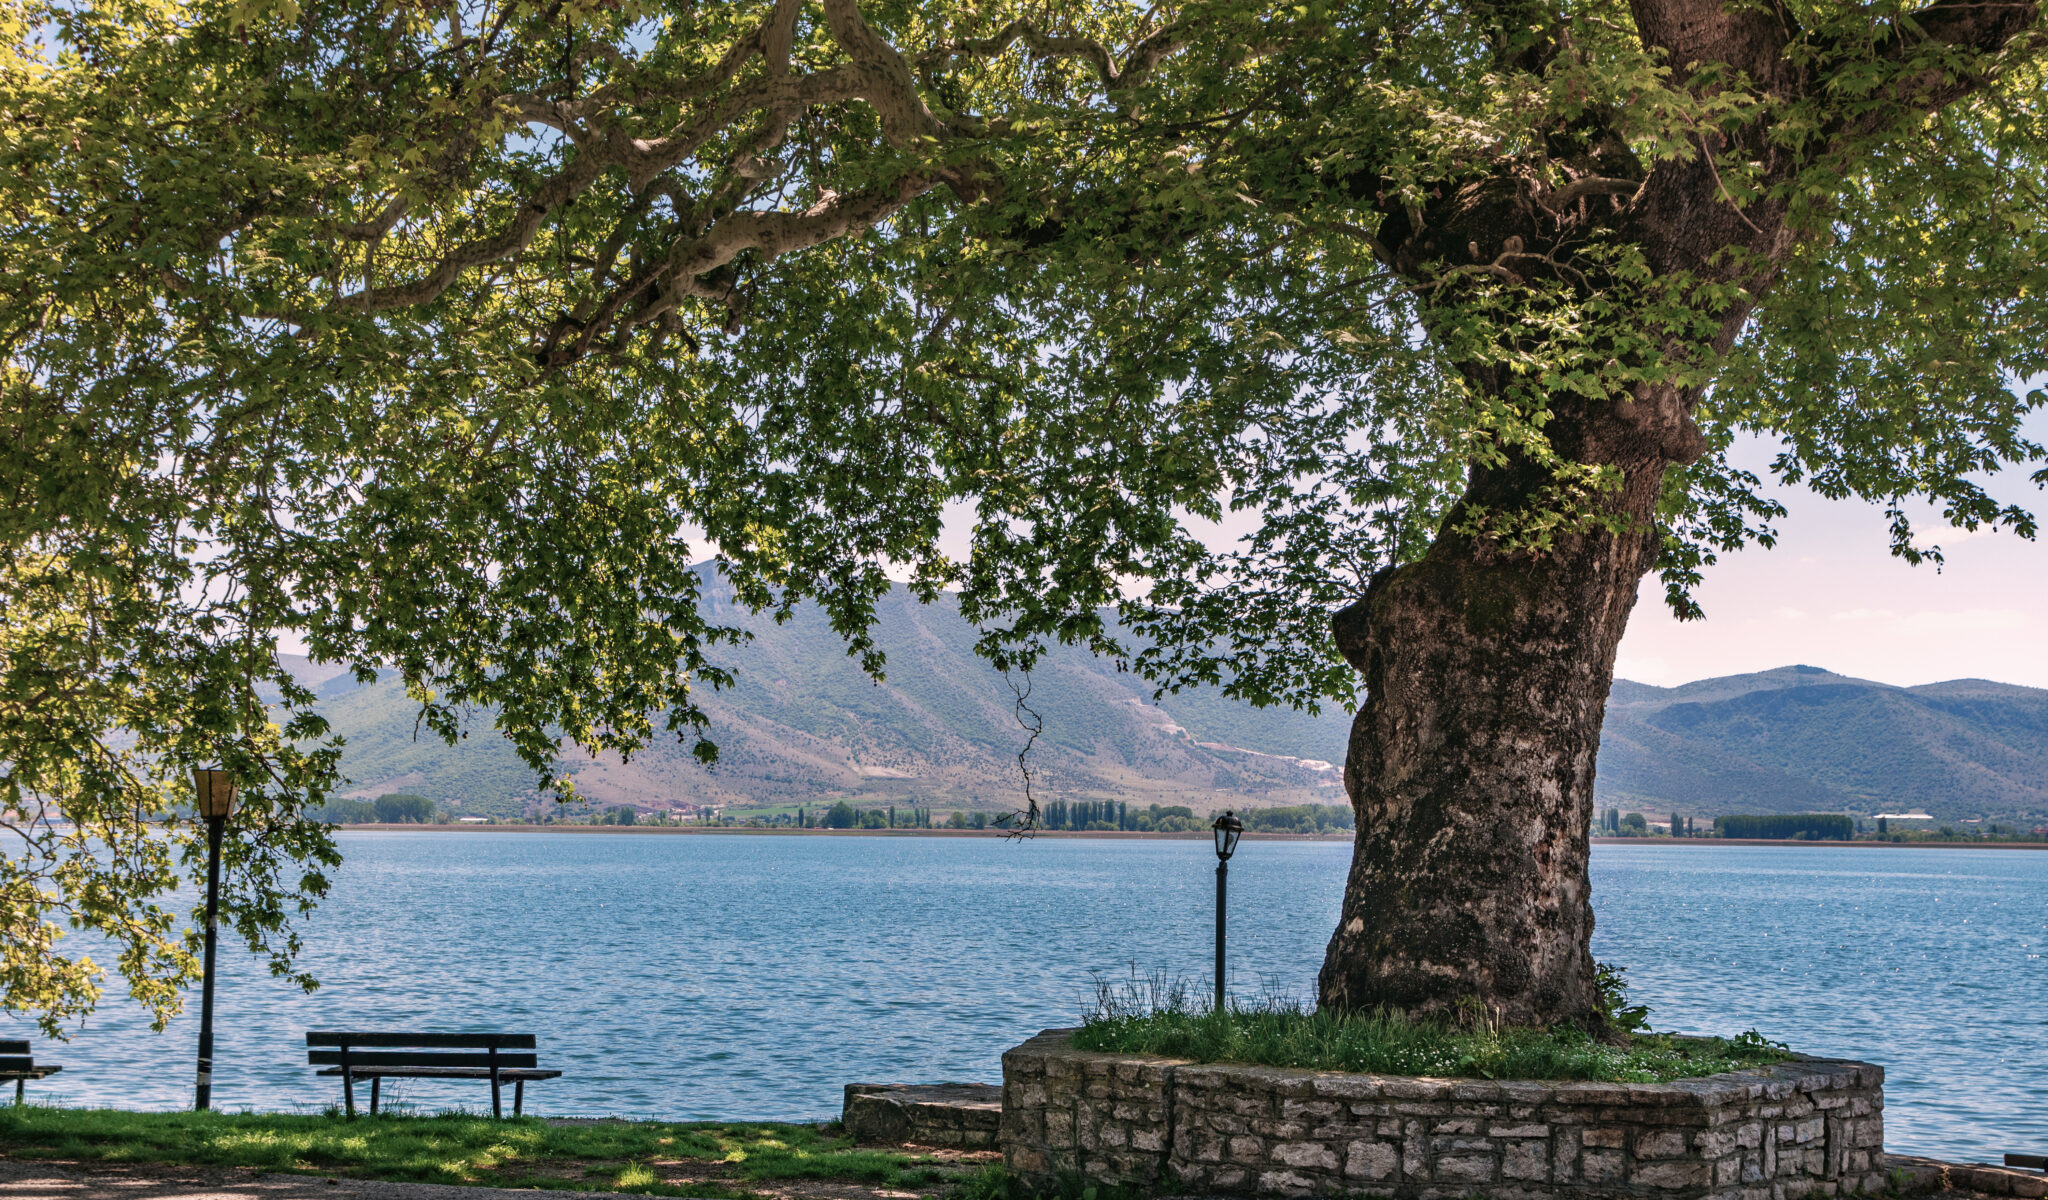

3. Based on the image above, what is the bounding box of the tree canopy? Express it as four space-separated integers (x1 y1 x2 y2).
3 0 2043 1029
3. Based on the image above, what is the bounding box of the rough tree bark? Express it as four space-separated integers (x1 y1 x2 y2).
1314 0 2041 1026
1320 440 1674 1025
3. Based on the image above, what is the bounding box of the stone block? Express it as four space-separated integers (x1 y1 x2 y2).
846 1082 1002 1148
1638 1129 1690 1159
1434 1153 1497 1184
1256 1169 1324 1195
1313 1075 1384 1102
1490 1123 1550 1138
1273 1142 1341 1172
1502 1140 1550 1181
1634 1160 1709 1190
1402 1135 1429 1179
1582 1149 1626 1183
1346 1141 1399 1180
1211 1166 1251 1190
1381 1079 1455 1101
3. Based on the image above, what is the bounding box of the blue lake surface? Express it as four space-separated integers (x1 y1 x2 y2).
11 834 2045 1164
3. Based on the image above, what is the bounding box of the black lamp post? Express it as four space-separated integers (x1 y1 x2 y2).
192 768 238 1112
1210 810 1244 1012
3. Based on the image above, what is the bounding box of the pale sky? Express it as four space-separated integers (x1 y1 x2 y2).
1615 435 2048 690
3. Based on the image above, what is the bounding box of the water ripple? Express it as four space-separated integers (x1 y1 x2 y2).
11 835 2042 1164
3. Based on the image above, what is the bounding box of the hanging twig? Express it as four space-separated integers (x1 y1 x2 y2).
998 666 1043 837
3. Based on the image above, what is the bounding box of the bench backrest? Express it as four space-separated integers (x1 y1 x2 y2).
305 1031 538 1070
0 1039 31 1073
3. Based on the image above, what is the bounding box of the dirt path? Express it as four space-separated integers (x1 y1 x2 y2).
11 1156 2026 1200
0 1158 651 1200
0 1158 984 1200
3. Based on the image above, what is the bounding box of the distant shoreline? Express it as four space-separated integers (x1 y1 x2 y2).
331 824 1350 839
1592 836 2048 850
328 825 2048 849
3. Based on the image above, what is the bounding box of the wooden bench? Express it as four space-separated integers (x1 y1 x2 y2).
306 1032 559 1118
2008 1153 2047 1173
1 1040 61 1105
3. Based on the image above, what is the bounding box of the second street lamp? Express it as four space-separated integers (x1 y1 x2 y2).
192 768 238 1112
1210 810 1244 1012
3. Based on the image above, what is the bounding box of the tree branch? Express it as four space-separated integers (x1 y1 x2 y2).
1874 0 2043 112
1539 176 1642 212
920 18 1186 94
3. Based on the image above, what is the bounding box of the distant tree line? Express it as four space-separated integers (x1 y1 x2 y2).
1242 805 1355 834
1714 813 1854 840
803 801 947 829
1041 800 1131 830
1034 801 1354 833
1597 809 1651 835
315 793 440 823
1594 808 1700 837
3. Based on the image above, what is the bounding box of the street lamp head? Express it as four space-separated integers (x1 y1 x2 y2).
192 769 238 821
1212 811 1244 861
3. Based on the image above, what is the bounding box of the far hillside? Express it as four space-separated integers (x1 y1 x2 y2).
288 576 1354 820
286 579 2048 824
1597 666 2048 821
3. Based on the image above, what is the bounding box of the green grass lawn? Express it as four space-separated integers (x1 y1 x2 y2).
0 1106 996 1197
1073 1005 1794 1084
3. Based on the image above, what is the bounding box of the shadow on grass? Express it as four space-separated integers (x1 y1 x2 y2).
0 1106 970 1197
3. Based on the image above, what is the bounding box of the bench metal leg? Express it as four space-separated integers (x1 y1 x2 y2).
490 1070 502 1119
343 1070 355 1119
370 1077 380 1116
514 1080 524 1117
14 1079 21 1106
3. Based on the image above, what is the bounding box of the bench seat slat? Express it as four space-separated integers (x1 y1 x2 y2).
315 1066 561 1081
2007 1154 2047 1171
0 1066 60 1080
306 1032 536 1049
308 1050 537 1069
307 1030 556 1119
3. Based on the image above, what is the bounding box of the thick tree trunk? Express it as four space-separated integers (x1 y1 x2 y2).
1306 0 2040 1029
1317 413 1678 1027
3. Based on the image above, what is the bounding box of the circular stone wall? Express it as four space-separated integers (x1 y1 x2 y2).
999 1029 1886 1200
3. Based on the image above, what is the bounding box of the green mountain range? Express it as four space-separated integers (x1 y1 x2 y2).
284 584 2048 823
1597 666 2048 821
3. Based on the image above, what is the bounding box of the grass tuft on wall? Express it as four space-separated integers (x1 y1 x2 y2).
1072 975 1791 1084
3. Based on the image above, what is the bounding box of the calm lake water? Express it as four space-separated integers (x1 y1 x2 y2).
12 834 2045 1163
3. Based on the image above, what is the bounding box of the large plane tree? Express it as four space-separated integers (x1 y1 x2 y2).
3 0 2043 1032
